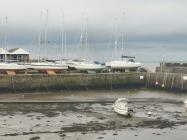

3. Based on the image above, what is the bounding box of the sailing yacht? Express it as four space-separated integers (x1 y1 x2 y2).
67 59 105 71
28 61 67 71
105 56 141 70
105 15 141 71
28 10 68 73
67 16 105 72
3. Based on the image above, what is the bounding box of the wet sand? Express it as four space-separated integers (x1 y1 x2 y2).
0 89 187 140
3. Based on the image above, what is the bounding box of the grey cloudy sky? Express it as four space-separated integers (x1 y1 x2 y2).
0 0 187 45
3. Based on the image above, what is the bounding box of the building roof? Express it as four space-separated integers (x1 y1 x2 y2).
8 48 29 55
0 48 10 54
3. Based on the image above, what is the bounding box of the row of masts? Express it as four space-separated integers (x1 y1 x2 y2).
38 10 68 62
1 11 126 62
37 10 126 62
0 11 142 75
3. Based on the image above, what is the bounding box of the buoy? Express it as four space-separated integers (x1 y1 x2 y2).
147 111 152 117
155 81 159 85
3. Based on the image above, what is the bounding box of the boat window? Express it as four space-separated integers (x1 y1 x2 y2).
128 59 135 62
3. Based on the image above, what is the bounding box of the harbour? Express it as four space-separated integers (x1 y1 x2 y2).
1 0 187 140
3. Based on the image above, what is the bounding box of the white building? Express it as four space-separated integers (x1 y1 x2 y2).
0 48 10 62
0 48 29 62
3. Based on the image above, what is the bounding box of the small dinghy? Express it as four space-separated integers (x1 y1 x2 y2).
113 98 133 117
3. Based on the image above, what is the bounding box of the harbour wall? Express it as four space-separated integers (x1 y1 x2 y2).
146 72 187 91
1 72 187 93
156 67 187 74
0 73 145 93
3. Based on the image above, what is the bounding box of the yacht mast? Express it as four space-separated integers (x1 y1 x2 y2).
44 9 48 60
4 16 8 62
38 12 42 62
121 12 125 59
81 12 84 60
114 18 118 61
64 32 66 59
121 32 124 59
61 13 64 62
85 17 88 60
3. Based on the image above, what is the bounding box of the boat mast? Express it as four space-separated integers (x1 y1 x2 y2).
161 48 166 72
61 13 64 63
81 12 84 60
121 12 125 60
114 18 118 61
85 17 88 61
4 16 8 62
121 32 124 60
64 31 66 59
38 12 42 62
44 9 48 60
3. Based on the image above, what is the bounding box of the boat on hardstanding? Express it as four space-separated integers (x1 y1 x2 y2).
105 14 141 72
67 59 105 72
105 56 141 71
27 10 68 73
27 61 68 71
113 98 133 117
0 62 26 74
67 15 105 72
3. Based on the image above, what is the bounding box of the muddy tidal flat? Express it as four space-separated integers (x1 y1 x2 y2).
0 89 187 140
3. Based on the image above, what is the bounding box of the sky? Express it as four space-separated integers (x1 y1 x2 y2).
0 0 187 46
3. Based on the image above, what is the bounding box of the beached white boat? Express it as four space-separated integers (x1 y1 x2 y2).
113 98 133 116
67 59 105 71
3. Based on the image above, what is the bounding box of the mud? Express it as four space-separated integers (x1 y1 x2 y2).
0 90 187 140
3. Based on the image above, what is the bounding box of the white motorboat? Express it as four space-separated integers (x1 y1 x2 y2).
67 59 105 71
106 58 141 70
113 98 133 117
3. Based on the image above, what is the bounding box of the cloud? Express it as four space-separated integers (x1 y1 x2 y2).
0 0 187 45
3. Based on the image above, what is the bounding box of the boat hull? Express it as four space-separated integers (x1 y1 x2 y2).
106 61 141 69
113 98 133 117
26 62 68 72
67 60 105 71
113 104 129 116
